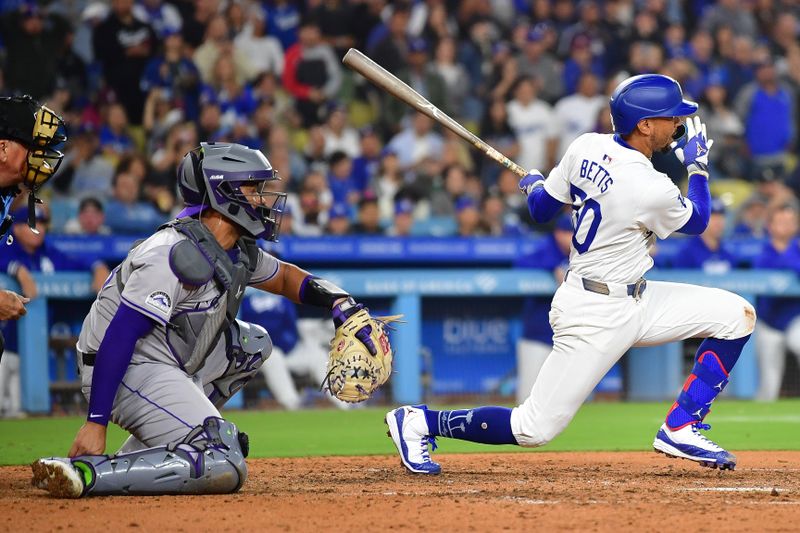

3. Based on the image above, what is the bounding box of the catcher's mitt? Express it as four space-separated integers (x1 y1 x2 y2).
323 307 402 403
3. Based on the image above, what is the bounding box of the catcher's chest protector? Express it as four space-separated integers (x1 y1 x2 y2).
118 218 259 374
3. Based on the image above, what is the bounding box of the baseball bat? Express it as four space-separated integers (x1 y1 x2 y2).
342 48 528 177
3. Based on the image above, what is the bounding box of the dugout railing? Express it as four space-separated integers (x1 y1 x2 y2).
5 270 800 413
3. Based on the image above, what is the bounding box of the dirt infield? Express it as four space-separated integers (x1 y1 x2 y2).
3 451 800 532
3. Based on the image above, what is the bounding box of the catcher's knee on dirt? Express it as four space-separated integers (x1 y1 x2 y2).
207 319 272 407
510 404 573 448
72 417 248 496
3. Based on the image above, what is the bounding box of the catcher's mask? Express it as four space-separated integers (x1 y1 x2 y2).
177 142 287 241
0 95 67 234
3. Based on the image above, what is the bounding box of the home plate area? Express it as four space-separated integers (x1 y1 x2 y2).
2 451 798 531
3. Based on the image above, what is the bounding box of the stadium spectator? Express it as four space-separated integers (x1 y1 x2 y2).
735 57 796 181
478 98 520 185
54 126 115 198
434 37 470 119
327 151 359 206
562 34 605 97
387 198 415 237
701 0 759 40
698 74 746 180
482 193 524 237
514 213 571 404
194 15 255 86
553 72 605 159
263 0 301 52
732 193 769 238
0 205 110 299
507 76 558 173
294 171 330 236
200 53 259 125
133 0 182 39
99 103 136 159
180 0 216 50
232 5 284 78
720 35 758 102
65 197 111 236
310 0 356 57
516 24 564 104
267 125 308 188
140 30 202 121
455 196 483 237
326 202 352 236
322 104 360 159
352 127 383 193
351 195 382 235
282 19 342 127
369 3 411 76
670 199 738 273
92 0 157 124
386 113 444 173
0 2 71 99
754 203 800 400
374 148 404 221
104 160 167 235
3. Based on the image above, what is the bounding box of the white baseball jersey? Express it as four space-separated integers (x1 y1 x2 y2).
543 133 693 284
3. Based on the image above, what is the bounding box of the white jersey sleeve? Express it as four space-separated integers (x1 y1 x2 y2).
543 161 572 203
635 176 693 239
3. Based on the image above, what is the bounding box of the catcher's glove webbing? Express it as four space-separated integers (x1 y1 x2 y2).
323 304 402 403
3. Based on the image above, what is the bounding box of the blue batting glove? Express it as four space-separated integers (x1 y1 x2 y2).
518 170 545 196
671 116 714 176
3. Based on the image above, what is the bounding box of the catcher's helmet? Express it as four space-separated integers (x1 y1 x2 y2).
177 142 286 241
609 74 698 136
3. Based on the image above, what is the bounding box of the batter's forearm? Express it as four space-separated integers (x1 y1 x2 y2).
676 173 711 235
86 303 155 426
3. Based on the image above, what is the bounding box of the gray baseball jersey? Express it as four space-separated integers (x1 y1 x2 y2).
77 226 279 371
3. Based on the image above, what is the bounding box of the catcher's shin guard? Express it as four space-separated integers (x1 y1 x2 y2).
72 417 248 496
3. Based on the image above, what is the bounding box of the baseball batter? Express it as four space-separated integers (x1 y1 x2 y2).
32 142 377 497
386 74 756 474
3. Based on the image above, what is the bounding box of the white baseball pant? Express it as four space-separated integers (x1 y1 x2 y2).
510 278 756 447
755 318 800 401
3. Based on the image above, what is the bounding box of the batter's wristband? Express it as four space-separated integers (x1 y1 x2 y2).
299 275 350 308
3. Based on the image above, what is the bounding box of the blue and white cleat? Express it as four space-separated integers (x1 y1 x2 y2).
653 423 736 470
385 405 441 475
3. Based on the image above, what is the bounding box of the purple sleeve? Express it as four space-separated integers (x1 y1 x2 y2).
526 186 565 224
86 302 156 426
676 173 711 235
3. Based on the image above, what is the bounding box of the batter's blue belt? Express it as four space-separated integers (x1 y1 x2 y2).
564 271 647 299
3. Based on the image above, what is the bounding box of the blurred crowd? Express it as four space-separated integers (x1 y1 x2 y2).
0 0 799 240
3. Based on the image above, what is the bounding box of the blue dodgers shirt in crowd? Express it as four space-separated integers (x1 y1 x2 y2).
514 233 569 344
240 292 299 353
754 238 800 330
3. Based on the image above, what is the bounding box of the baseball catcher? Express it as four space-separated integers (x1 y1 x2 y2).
31 142 393 498
0 95 66 346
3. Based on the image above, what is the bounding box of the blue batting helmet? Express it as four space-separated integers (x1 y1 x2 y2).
609 74 698 136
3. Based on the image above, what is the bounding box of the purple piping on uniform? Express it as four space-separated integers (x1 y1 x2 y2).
176 205 206 218
249 261 280 285
120 381 194 430
121 295 168 326
298 275 313 304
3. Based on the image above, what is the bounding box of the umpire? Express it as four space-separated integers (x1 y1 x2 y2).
0 95 67 356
